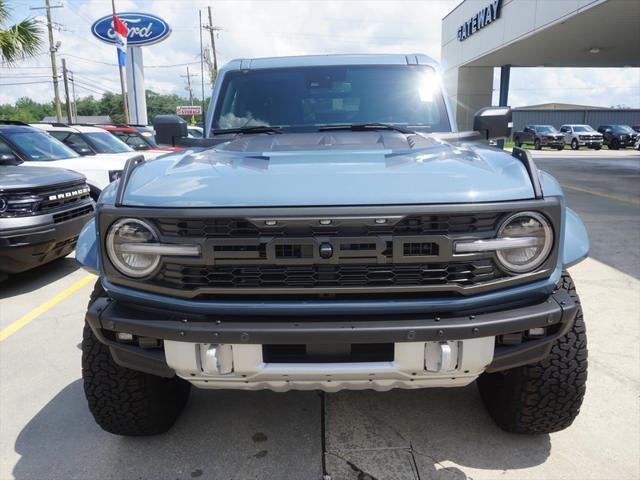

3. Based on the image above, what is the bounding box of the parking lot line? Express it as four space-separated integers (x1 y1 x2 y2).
0 274 96 342
561 183 640 206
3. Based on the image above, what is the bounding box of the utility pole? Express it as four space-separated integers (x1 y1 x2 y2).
199 9 206 120
111 0 130 124
181 66 196 106
61 58 73 123
69 72 78 123
204 6 221 82
31 0 63 122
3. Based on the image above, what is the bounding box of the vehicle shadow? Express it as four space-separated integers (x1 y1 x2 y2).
0 257 81 299
324 385 551 479
12 380 322 480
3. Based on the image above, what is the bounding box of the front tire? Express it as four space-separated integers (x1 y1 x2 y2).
82 282 191 436
477 273 587 434
571 139 579 150
534 138 541 150
610 138 620 150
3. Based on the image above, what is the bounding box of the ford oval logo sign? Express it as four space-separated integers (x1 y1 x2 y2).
91 12 171 47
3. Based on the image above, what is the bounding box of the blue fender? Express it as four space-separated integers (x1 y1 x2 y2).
75 217 99 274
562 207 589 268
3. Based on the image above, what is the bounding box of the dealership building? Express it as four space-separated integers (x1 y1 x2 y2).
440 0 640 131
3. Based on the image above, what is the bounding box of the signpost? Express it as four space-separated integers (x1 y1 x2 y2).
176 106 202 116
91 12 172 125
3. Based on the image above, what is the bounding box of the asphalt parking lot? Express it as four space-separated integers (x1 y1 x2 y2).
1 149 638 480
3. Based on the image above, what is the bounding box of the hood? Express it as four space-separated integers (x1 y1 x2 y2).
0 165 85 192
119 131 535 207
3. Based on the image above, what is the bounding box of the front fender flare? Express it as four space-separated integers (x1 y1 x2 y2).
75 218 99 274
562 207 589 268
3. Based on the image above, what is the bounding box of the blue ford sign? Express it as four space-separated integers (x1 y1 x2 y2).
91 12 171 46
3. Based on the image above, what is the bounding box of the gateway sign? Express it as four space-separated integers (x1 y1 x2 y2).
457 0 502 41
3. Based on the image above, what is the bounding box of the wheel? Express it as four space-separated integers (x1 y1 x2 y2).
82 281 191 436
477 272 587 434
534 138 541 150
594 145 601 150
610 138 620 150
571 139 579 150
514 137 522 148
556 145 564 151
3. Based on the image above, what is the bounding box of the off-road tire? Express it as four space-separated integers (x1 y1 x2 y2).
477 272 587 434
82 281 191 436
571 139 579 150
534 138 541 150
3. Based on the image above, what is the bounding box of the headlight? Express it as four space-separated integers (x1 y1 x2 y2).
495 212 553 273
0 196 7 215
454 211 553 274
106 218 161 277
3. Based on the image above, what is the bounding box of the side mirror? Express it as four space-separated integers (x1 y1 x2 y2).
152 115 188 147
0 153 20 165
473 107 512 140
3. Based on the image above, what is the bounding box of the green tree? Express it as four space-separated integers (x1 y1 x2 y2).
0 0 42 64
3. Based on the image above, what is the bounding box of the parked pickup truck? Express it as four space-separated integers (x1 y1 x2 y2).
77 54 589 437
513 125 565 150
559 124 603 150
0 161 93 281
597 125 638 149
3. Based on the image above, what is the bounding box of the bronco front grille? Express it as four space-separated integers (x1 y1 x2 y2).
101 202 561 298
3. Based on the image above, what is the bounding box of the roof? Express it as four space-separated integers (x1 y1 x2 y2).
32 123 111 134
0 124 38 133
223 53 440 71
514 103 609 111
41 115 112 123
94 124 137 132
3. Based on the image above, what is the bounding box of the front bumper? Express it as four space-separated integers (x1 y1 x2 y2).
541 139 564 147
0 202 94 275
86 287 579 390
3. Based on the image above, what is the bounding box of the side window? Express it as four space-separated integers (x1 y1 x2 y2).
560 127 567 133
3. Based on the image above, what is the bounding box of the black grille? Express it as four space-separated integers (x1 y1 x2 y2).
1 182 90 217
158 259 500 290
53 204 94 223
156 212 502 238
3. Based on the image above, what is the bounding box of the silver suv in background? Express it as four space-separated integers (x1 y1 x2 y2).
560 125 603 150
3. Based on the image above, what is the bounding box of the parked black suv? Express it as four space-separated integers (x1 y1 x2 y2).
0 159 94 280
597 125 638 149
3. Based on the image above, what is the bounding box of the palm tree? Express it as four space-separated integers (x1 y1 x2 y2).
0 0 42 64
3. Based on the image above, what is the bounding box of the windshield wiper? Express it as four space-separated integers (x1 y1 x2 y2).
318 123 415 134
212 125 283 135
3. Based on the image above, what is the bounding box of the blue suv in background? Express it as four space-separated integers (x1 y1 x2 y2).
77 54 590 437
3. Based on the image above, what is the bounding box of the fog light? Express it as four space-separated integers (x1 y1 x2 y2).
201 344 234 375
319 219 332 225
116 332 134 342
527 327 546 338
264 220 277 226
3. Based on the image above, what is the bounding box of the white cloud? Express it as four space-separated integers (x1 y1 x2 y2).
2 0 639 111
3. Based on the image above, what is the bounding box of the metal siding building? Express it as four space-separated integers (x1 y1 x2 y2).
512 109 640 133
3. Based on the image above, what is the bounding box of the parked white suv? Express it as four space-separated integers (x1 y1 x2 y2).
559 124 603 150
30 124 165 161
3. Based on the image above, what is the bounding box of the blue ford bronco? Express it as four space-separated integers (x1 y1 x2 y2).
77 54 589 436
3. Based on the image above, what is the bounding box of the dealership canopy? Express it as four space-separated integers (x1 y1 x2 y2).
441 0 640 130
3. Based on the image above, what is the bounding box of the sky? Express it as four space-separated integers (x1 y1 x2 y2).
1 0 639 109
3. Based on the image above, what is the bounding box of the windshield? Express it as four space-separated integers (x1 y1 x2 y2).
84 132 133 153
111 130 153 149
5 131 79 161
573 125 594 132
536 126 558 133
212 65 451 134
613 125 634 134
